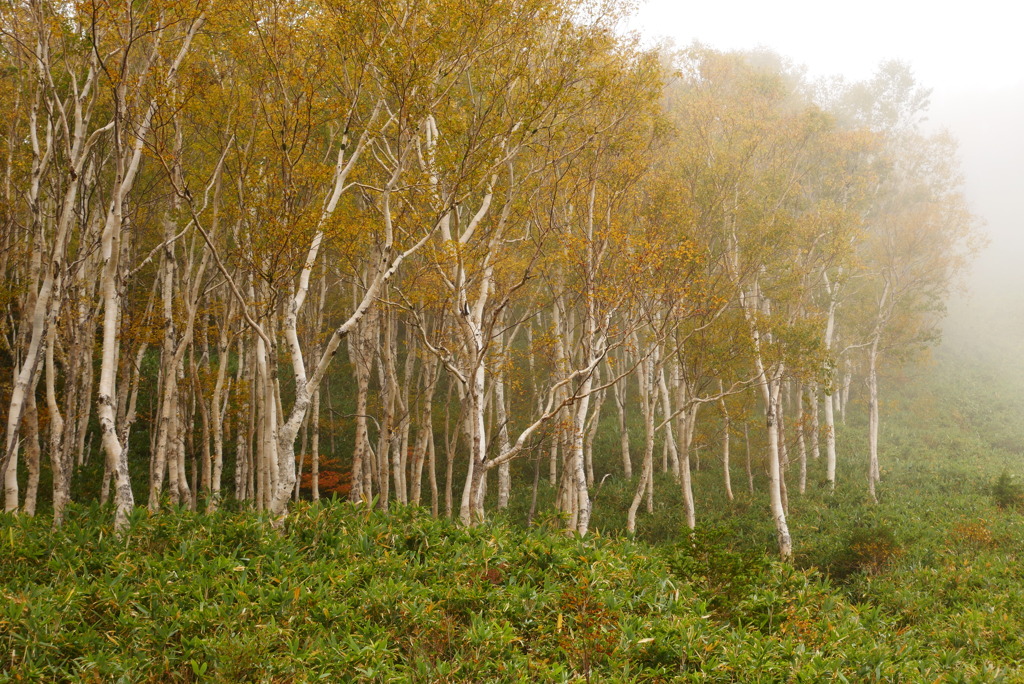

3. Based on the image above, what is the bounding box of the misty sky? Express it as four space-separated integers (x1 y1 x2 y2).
630 0 1024 90
629 0 1024 337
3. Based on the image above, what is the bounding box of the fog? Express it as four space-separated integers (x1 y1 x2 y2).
630 1 1024 368
932 86 1024 362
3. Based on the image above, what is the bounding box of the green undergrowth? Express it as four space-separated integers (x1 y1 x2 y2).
6 345 1024 681
2 499 1013 683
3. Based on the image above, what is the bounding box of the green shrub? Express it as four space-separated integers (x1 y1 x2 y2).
663 527 776 628
826 524 902 582
992 470 1023 510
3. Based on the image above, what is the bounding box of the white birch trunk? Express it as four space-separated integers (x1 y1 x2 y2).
613 371 632 479
719 381 733 503
868 335 881 502
808 384 820 461
822 290 839 491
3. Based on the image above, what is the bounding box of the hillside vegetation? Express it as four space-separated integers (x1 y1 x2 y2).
4 346 1024 683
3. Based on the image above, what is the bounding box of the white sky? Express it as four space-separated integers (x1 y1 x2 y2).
628 0 1024 93
628 0 1024 316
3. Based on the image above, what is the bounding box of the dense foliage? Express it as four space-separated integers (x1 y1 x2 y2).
4 342 1024 682
0 491 1017 683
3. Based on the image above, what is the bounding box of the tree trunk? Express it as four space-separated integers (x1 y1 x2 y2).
777 388 789 516
824 382 837 491
583 383 604 489
808 384 820 461
613 370 632 479
719 381 733 503
627 350 657 534
427 424 438 516
868 336 881 502
745 423 754 495
658 362 680 479
840 357 852 425
348 307 378 504
46 316 69 527
568 368 594 535
493 341 513 510
310 388 321 502
796 381 807 495
208 306 231 511
22 390 40 516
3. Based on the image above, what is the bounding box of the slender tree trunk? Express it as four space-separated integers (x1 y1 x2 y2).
719 381 733 503
868 336 881 502
613 370 632 479
824 382 837 491
348 307 378 503
427 424 438 516
658 362 680 479
795 381 807 495
777 388 789 516
677 406 696 530
3 243 42 513
376 310 396 511
461 355 486 524
548 308 564 488
626 436 653 535
310 389 320 502
208 307 231 511
493 339 512 510
46 316 69 527
235 335 251 502
295 412 309 502
808 384 820 461
822 281 839 491
763 369 792 559
568 368 594 535
627 350 657 534
175 356 193 508
745 423 754 495
444 383 457 518
191 354 212 509
527 455 541 526
97 198 134 530
639 345 658 517
841 358 852 425
583 383 604 489
22 391 40 516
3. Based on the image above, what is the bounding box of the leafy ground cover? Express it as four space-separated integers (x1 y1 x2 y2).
1 488 1020 683
5 347 1024 682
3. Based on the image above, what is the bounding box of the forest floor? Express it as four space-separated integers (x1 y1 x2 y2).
3 343 1024 682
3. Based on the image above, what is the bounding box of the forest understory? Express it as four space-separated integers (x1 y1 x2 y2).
4 343 1024 683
